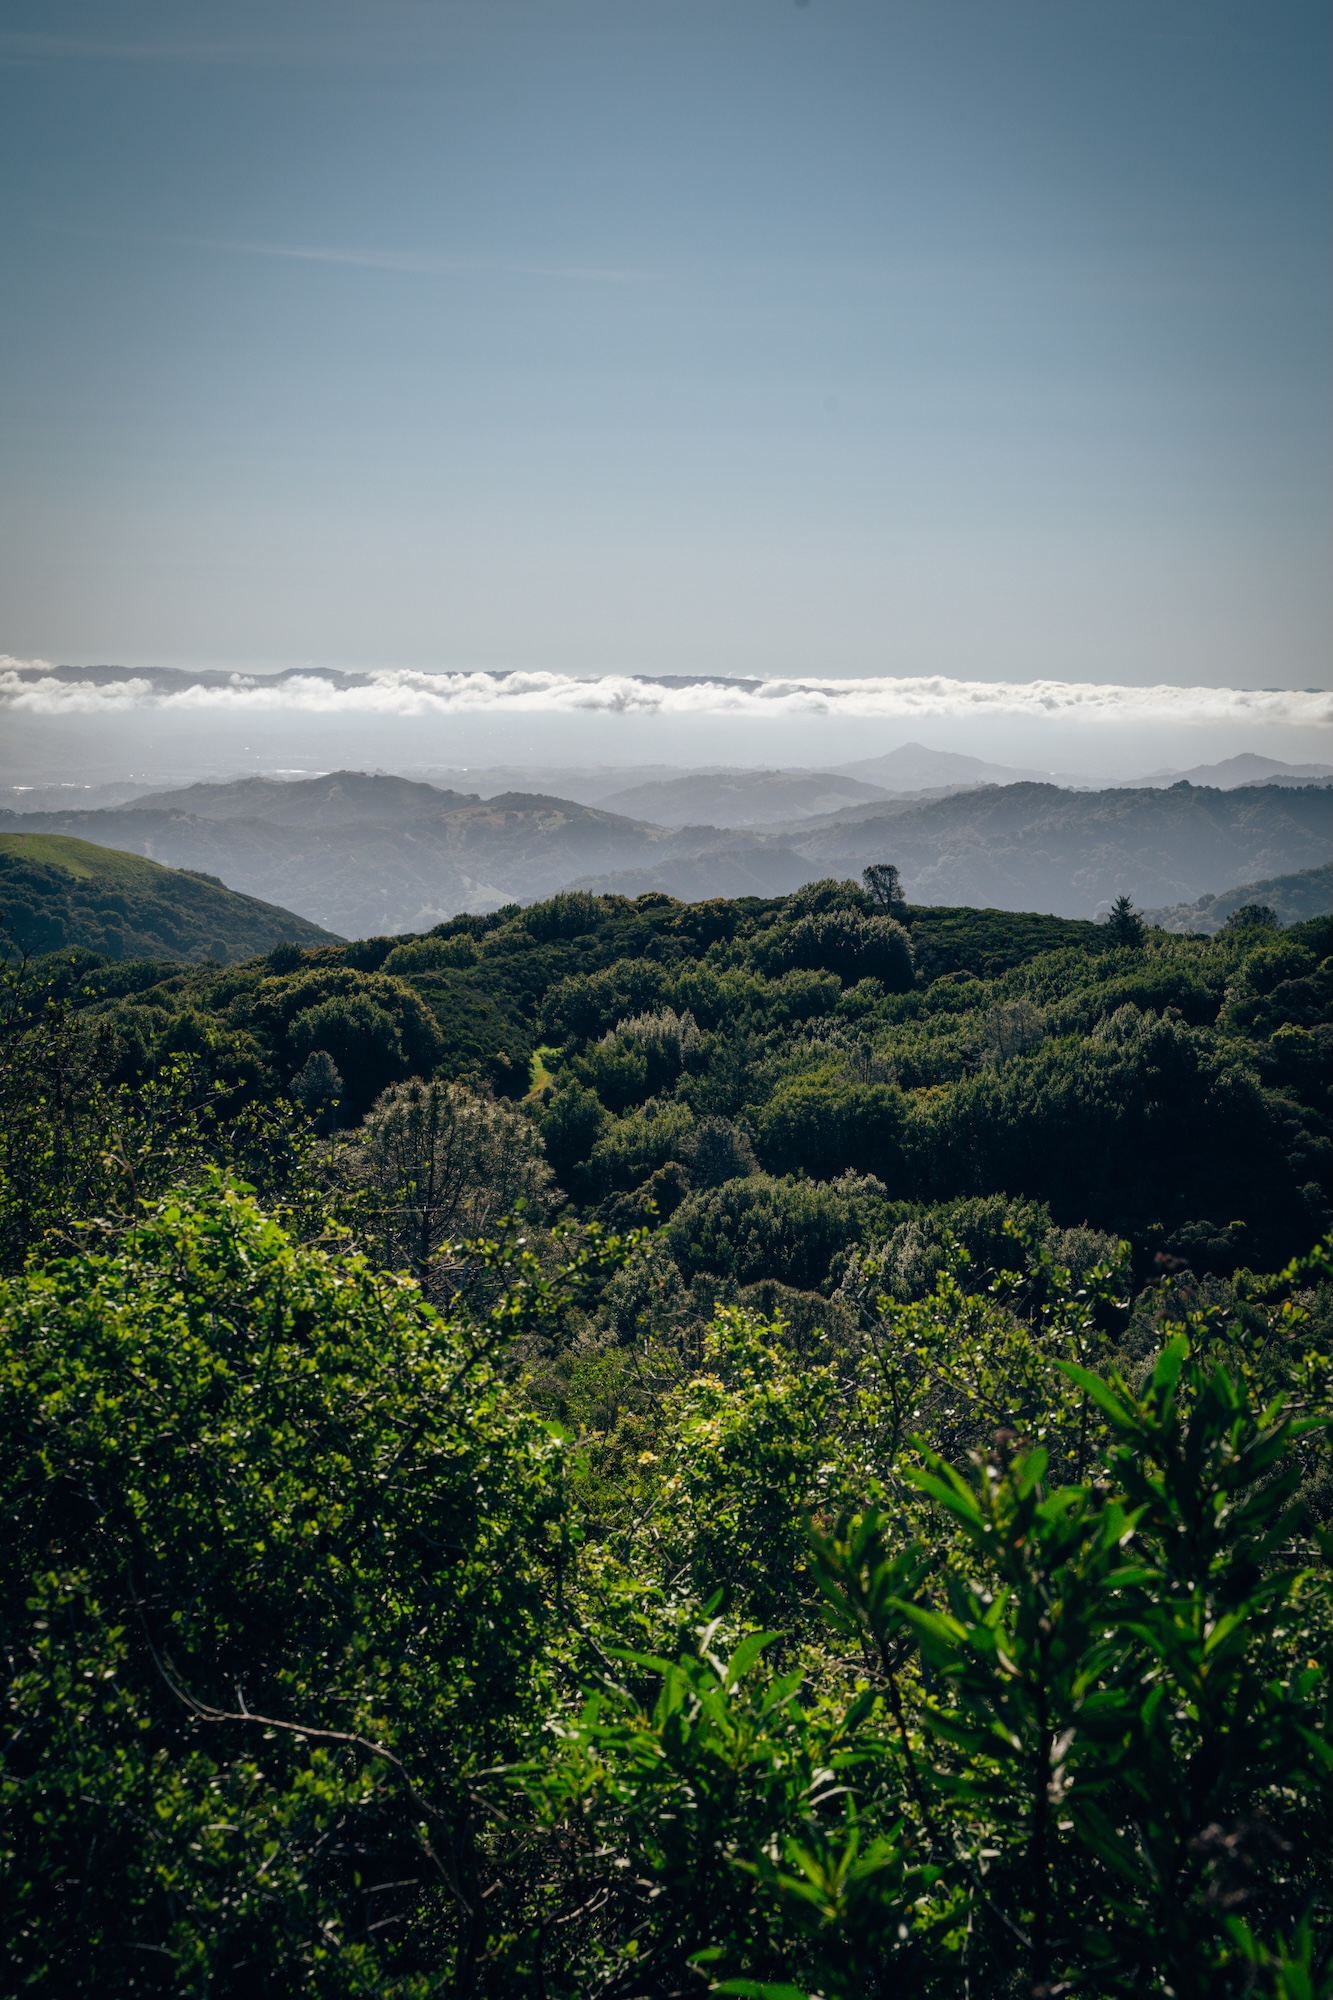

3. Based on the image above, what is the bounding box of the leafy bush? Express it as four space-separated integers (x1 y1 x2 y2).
519 890 605 942
669 1171 889 1291
755 1077 906 1184
242 968 445 1115
912 1016 1307 1260
381 933 480 972
685 1115 758 1188
358 1076 553 1289
0 1189 567 1993
0 1161 1329 1995
521 1246 1333 1998
760 909 915 991
536 1078 610 1196
587 1096 696 1195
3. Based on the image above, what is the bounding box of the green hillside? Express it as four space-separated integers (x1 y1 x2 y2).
25 878 1329 1272
1145 861 1332 934
0 832 339 962
1 877 1330 1993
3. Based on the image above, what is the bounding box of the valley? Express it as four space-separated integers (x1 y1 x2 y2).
1 767 1327 935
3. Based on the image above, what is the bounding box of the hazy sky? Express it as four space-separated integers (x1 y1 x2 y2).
1 0 1329 707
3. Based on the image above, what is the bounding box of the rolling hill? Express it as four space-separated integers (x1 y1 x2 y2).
1143 862 1333 934
129 770 482 826
1115 753 1333 790
830 740 1084 788
0 783 681 936
573 782 1332 916
2 774 1327 933
769 781 1332 915
0 833 339 962
593 768 903 826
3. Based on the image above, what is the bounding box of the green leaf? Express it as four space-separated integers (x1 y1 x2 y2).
713 1984 809 2000
1068 1801 1153 1889
1054 1360 1139 1431
1151 1334 1189 1398
906 1466 985 1527
1015 1445 1048 1497
724 1630 782 1690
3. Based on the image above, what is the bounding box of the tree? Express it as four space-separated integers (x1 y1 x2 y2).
685 1115 757 1189
1103 892 1146 947
755 1076 905 1184
290 1046 342 1132
0 1185 570 1994
862 861 908 919
245 967 446 1117
286 993 409 1115
359 1075 553 1289
980 997 1047 1065
767 909 915 991
1222 902 1279 932
667 1169 887 1290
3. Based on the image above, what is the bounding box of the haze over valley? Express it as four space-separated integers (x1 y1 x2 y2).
2 756 1328 939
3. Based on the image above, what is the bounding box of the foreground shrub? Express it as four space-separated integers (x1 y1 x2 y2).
2 1180 1329 1997
0 1187 565 1994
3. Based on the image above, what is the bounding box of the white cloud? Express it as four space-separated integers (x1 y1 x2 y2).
1 661 1328 730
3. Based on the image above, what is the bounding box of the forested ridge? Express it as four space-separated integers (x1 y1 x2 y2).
4 773 1326 932
0 833 337 964
1 877 1330 1996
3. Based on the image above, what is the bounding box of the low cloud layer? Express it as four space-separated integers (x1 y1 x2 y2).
3 661 1329 730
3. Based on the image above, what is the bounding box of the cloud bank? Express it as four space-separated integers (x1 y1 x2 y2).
2 662 1329 730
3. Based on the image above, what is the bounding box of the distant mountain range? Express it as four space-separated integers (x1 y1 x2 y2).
571 781 1332 917
1 769 1327 932
1113 753 1333 790
8 741 1329 819
832 742 1082 789
0 832 337 962
591 770 955 827
338 745 1333 807
409 742 1082 805
131 770 481 827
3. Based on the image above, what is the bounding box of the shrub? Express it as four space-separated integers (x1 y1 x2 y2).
668 1171 888 1291
520 891 606 943
0 1187 565 1993
754 1077 906 1184
587 1097 696 1195
537 1079 610 1196
359 1076 554 1287
381 933 480 972
762 909 915 991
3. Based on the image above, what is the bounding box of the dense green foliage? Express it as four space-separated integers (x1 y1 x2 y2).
1 881 1330 1995
15 879 1327 1277
0 833 335 962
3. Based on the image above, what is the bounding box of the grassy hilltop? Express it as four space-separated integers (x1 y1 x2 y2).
0 831 339 961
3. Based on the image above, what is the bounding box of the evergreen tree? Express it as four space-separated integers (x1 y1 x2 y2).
1103 891 1145 946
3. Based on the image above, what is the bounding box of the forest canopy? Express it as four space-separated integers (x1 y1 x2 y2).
14 878 1326 1273
1 878 1329 1996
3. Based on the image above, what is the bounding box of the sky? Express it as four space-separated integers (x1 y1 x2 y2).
0 0 1329 779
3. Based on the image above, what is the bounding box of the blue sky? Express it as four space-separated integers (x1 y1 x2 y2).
0 0 1328 718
